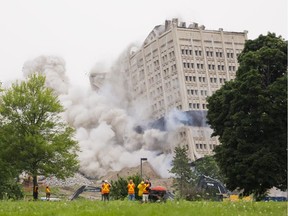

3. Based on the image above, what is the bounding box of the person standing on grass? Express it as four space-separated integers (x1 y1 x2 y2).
102 180 111 201
45 186 51 200
142 180 151 203
100 180 105 201
127 179 135 201
137 181 145 202
33 185 39 200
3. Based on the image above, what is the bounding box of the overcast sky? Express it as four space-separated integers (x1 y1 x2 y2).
0 0 287 87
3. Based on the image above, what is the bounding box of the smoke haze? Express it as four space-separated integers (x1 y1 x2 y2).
22 55 178 178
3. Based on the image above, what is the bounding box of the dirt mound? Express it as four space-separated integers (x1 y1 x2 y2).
100 162 174 191
100 162 160 181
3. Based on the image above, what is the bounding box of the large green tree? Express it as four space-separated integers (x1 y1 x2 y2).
207 33 287 200
0 74 79 199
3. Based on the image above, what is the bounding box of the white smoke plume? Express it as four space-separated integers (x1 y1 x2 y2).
22 56 69 95
22 55 175 178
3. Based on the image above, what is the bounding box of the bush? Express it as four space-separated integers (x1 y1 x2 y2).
110 174 142 200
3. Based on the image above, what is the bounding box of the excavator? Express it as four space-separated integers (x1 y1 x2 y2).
69 185 101 200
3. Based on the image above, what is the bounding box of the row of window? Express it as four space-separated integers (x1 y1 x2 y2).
186 62 237 71
187 89 208 96
196 143 217 150
183 62 205 69
209 77 226 83
182 49 227 58
183 62 236 72
181 48 236 59
185 75 227 84
189 103 207 110
185 76 206 83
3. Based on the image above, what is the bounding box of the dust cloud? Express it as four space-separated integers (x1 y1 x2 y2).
22 54 188 179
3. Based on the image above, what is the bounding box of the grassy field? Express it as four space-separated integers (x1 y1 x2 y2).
0 200 286 216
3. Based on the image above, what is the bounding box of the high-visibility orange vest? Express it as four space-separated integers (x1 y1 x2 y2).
137 183 145 196
127 183 135 194
46 187 50 193
102 183 110 193
143 183 150 194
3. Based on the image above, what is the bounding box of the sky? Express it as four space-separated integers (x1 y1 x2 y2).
0 0 287 88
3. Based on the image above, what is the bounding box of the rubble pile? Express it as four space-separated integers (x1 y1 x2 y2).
44 173 94 187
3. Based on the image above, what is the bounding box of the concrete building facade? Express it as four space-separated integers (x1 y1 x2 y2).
123 19 248 160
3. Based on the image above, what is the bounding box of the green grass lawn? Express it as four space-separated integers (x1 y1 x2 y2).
0 200 286 216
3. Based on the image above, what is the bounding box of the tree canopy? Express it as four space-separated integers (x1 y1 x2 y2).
0 74 79 199
207 33 287 200
192 156 224 183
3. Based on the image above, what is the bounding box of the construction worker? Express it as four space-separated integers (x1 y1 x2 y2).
102 180 111 201
45 186 51 200
142 180 151 203
100 180 105 201
137 181 145 202
127 179 135 201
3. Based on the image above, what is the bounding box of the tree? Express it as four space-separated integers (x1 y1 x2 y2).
170 145 196 199
207 33 287 200
0 158 23 200
193 156 224 182
110 174 142 200
0 74 79 199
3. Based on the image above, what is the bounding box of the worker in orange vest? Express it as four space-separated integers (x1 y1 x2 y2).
137 181 145 202
127 179 135 201
100 180 105 201
101 180 111 201
45 186 51 200
142 180 151 203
